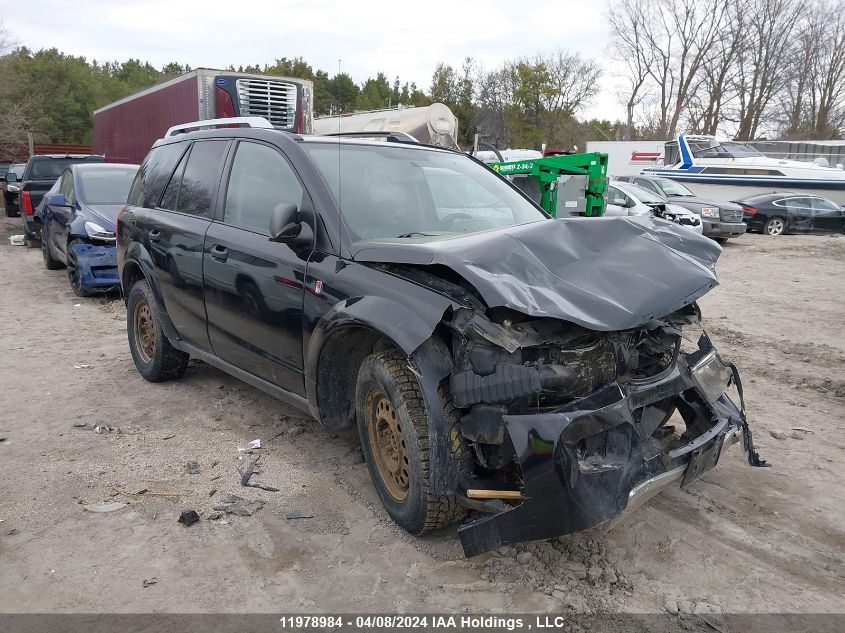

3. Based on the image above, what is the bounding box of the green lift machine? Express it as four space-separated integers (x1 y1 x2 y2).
489 151 609 217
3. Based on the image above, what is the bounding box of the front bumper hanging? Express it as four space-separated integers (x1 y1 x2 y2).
458 345 767 557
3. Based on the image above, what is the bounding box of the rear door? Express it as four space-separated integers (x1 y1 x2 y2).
203 140 311 394
150 139 230 351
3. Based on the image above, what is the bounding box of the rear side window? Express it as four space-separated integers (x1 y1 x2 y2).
223 142 304 234
160 140 228 216
128 142 186 208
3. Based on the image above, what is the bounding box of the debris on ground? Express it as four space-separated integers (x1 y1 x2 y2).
73 364 92 370
94 424 113 434
769 429 789 440
287 425 305 438
239 457 259 486
83 501 127 513
209 489 217 497
213 494 265 517
285 511 314 520
245 483 280 492
161 434 176 440
238 439 261 452
72 422 89 428
207 511 225 521
186 461 200 474
142 578 158 588
177 510 200 526
9 234 25 246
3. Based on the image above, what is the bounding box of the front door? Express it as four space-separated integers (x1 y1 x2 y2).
810 197 845 233
203 140 311 395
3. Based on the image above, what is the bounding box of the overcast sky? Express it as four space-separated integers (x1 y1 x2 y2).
1 0 624 121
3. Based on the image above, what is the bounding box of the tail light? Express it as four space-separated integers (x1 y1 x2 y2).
215 86 236 118
742 206 757 215
22 191 33 216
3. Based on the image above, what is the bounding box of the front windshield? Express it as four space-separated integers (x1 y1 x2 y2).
302 142 547 240
656 178 695 196
617 182 666 204
689 139 763 159
9 164 25 177
721 142 763 158
78 168 138 204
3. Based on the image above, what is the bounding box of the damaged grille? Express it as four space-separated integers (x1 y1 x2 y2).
720 207 743 222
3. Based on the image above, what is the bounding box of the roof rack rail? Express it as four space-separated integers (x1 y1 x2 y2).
321 131 420 144
164 117 273 138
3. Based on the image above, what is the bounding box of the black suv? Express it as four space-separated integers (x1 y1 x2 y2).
117 121 764 556
14 154 105 243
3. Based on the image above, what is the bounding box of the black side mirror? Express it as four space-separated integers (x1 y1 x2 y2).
269 203 312 246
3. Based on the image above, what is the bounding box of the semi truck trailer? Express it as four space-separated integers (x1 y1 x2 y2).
93 69 313 163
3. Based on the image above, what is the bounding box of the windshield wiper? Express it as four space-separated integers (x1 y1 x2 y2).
395 232 438 238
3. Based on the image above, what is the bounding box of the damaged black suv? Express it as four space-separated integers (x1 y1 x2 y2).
117 119 765 556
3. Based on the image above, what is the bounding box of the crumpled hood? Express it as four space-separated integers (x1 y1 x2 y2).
83 204 123 231
351 215 721 331
669 196 742 211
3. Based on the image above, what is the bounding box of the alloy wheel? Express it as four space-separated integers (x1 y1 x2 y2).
767 218 785 235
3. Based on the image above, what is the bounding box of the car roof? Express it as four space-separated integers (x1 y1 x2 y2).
29 154 104 159
72 162 139 173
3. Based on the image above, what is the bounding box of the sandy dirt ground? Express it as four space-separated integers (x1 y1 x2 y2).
0 214 843 620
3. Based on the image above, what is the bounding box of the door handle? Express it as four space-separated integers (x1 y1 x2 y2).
149 229 161 242
210 244 229 262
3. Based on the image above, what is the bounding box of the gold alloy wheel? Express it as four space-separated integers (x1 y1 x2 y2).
366 388 410 501
133 300 156 363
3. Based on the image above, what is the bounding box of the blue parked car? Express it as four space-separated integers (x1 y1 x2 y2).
37 163 139 296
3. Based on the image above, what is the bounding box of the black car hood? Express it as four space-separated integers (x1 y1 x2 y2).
669 195 742 211
351 216 721 331
83 204 123 231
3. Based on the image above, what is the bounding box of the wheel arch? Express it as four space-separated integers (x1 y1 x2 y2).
122 242 179 340
304 295 452 430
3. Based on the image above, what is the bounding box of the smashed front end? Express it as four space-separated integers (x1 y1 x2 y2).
443 304 765 557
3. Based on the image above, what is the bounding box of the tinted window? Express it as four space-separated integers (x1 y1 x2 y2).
811 197 840 212
78 168 138 205
128 142 186 208
634 178 661 194
160 150 188 210
174 141 227 216
223 142 304 234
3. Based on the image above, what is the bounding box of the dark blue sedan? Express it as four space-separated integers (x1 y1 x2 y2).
37 163 139 296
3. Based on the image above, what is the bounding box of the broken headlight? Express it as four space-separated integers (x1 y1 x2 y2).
691 351 733 403
700 206 720 218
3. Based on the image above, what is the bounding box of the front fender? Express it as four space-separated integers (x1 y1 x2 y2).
123 241 179 340
304 294 452 387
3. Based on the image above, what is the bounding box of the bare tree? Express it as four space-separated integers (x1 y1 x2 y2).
607 0 654 139
733 0 805 139
810 1 845 137
0 20 31 162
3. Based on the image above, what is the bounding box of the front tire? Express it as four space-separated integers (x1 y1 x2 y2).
355 349 465 535
126 279 189 382
764 216 786 236
67 239 92 296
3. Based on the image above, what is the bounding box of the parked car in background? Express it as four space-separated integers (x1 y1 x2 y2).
606 180 703 234
3 162 26 217
615 174 745 241
0 163 10 179
37 163 138 296
734 192 845 236
116 117 763 557
16 154 106 245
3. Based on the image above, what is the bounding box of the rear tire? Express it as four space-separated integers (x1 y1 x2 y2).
356 349 465 535
126 279 189 382
764 216 786 236
41 232 63 270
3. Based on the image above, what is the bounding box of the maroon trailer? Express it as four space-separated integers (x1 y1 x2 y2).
93 69 313 163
